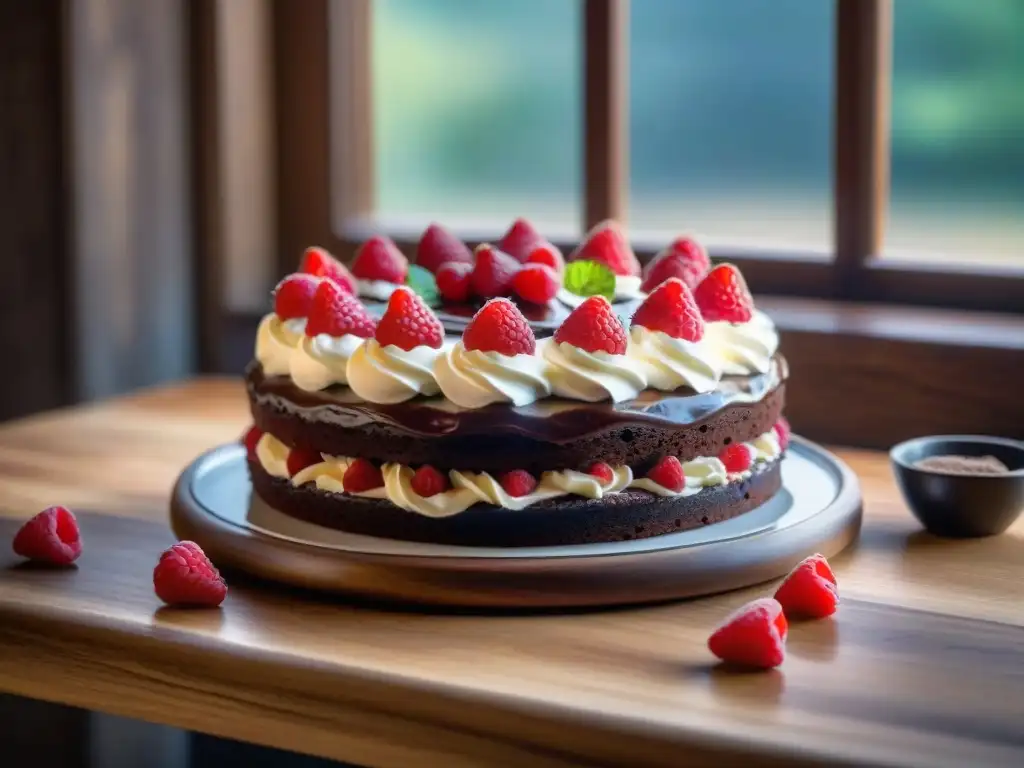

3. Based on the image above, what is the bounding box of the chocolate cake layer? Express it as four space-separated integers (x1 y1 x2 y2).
249 458 782 547
246 357 786 475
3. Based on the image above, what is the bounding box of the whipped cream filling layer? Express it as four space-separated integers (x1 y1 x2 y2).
252 428 783 516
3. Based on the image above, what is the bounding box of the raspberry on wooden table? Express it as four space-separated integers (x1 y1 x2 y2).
774 553 839 619
350 235 408 284
471 244 521 299
707 597 788 669
343 458 385 493
273 273 320 320
12 506 82 566
512 263 560 305
411 465 450 498
693 264 754 324
553 296 628 355
645 456 685 493
498 470 538 498
305 278 378 338
436 261 474 303
416 222 473 273
497 217 544 262
631 277 705 342
299 246 356 294
153 541 227 608
463 298 536 356
374 288 444 351
640 236 710 293
568 220 641 277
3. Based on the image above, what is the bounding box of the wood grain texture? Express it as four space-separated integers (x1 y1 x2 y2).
1 380 1023 768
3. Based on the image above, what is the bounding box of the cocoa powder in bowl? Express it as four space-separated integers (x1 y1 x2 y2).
913 454 1010 475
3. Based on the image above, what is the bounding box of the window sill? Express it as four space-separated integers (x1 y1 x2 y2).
220 299 1024 450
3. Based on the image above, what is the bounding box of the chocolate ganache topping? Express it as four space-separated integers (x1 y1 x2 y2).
246 355 787 443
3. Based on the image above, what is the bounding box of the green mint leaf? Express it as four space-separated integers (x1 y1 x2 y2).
405 264 440 307
562 260 616 300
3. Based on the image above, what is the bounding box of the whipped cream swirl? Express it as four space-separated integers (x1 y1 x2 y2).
254 433 291 478
628 327 721 394
705 309 779 375
433 341 551 408
347 340 442 403
289 333 364 392
541 338 646 402
255 314 306 376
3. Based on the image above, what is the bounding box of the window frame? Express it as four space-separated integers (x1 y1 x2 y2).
269 0 1023 312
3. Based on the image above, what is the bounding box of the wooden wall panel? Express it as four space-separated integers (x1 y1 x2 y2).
0 0 71 421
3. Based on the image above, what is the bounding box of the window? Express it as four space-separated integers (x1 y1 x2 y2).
365 0 582 235
238 0 1024 313
886 0 1024 267
629 0 835 251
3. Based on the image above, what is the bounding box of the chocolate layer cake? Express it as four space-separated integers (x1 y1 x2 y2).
243 227 791 548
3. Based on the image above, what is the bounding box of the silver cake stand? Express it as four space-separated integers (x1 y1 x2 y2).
169 436 862 608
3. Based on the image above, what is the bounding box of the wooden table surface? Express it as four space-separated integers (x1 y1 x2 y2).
0 380 1022 768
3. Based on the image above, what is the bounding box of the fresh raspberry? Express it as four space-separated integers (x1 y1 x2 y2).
12 506 82 566
568 220 641 277
463 298 536 356
719 443 753 473
511 263 560 305
305 278 377 338
273 273 320 320
553 296 627 355
525 241 565 274
342 458 384 493
641 237 711 293
436 261 474 303
153 541 227 608
497 217 544 262
498 469 538 498
774 553 839 619
286 446 322 476
242 425 262 461
645 456 685 493
375 287 444 351
708 597 788 669
773 417 791 451
471 244 521 299
350 235 408 283
411 465 450 498
631 278 704 342
693 264 754 323
587 462 614 484
299 246 356 294
416 222 473 273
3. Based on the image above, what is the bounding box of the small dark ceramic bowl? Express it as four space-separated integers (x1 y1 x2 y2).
890 435 1024 538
